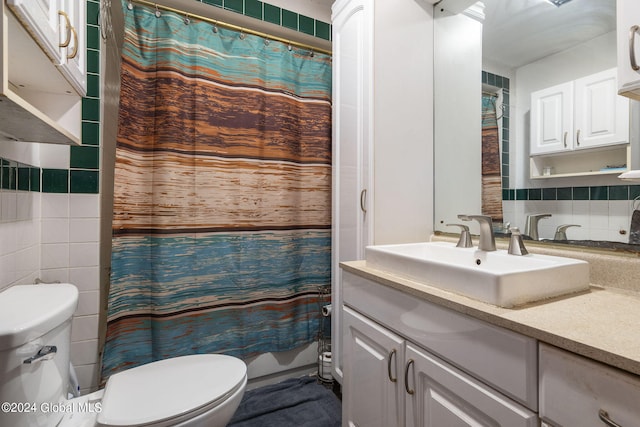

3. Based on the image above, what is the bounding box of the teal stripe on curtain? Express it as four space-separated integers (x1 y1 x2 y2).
102 1 332 380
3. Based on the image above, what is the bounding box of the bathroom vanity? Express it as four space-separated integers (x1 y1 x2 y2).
339 252 640 427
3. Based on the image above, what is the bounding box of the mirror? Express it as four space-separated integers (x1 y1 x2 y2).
433 0 640 250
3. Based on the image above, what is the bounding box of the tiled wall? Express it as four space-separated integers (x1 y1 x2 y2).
198 0 331 41
482 70 510 189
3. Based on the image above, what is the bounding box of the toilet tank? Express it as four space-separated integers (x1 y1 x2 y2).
0 284 79 427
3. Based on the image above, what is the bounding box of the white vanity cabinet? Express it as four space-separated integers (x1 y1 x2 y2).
539 343 640 427
331 0 433 384
341 270 538 427
617 0 640 100
343 306 405 427
7 0 86 96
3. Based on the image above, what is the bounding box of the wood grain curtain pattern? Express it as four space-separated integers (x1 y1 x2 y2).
101 2 332 380
481 94 503 223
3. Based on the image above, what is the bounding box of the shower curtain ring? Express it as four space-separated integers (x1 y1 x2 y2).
183 14 190 25
239 30 245 40
287 44 293 51
212 22 218 33
154 4 161 18
127 0 133 10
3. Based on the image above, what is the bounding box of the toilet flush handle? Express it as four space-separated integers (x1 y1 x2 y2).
23 345 57 364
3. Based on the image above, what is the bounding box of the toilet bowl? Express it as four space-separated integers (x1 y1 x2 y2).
0 284 247 427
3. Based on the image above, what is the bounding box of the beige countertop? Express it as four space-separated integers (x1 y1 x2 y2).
341 260 640 377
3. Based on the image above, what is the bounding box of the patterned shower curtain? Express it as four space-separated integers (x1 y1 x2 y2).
481 94 503 222
101 2 332 380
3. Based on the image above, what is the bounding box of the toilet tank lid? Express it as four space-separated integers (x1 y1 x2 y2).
0 284 79 351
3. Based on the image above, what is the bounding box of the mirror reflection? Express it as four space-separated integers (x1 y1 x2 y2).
434 0 640 251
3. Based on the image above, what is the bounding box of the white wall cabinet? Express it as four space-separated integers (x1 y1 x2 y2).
530 68 630 178
531 68 629 155
0 1 81 145
7 0 86 96
539 343 640 427
331 0 434 384
332 0 374 385
617 0 640 100
341 270 538 427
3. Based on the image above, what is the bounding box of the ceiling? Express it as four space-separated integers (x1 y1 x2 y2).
481 0 616 69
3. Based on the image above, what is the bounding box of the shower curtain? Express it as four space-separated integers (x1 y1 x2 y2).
101 3 332 380
481 94 503 223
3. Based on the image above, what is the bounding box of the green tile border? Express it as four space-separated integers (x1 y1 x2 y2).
192 0 332 42
505 185 640 201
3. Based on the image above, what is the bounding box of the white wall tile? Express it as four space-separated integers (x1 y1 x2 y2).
72 315 100 341
70 194 100 218
69 267 100 291
41 194 69 218
41 243 69 269
69 218 100 243
71 340 100 366
70 242 99 267
76 291 100 316
41 218 70 244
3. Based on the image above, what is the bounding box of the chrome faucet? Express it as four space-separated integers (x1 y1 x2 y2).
446 223 473 248
507 227 528 256
457 214 496 251
554 224 581 241
524 213 551 240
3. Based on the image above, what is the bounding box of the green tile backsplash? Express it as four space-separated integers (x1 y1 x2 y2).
194 0 332 41
504 185 640 202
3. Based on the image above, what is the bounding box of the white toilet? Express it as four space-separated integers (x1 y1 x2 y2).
0 283 247 427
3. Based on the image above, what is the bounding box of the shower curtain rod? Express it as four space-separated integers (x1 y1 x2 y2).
128 0 332 56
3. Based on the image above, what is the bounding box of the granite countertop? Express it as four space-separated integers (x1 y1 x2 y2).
341 259 640 377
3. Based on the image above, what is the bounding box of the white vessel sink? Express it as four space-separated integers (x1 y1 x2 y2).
365 242 590 308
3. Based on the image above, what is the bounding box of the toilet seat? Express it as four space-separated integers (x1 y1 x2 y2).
97 354 247 427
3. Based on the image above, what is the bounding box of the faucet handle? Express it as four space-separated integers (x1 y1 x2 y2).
446 224 473 248
554 224 581 241
508 227 529 256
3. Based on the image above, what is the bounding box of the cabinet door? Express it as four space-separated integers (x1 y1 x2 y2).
540 343 640 427
574 68 629 149
331 0 374 385
58 0 86 96
530 81 573 155
405 344 538 427
7 0 65 65
343 306 404 427
617 0 640 99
